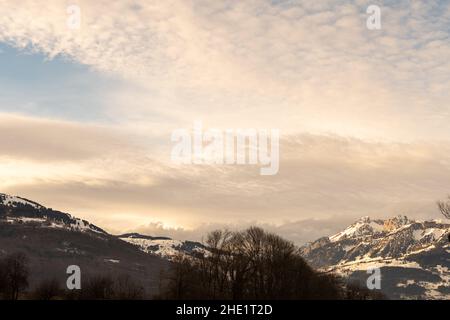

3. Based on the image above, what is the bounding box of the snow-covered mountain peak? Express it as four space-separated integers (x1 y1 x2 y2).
329 216 385 242
329 215 418 242
302 215 449 270
382 215 412 231
300 215 450 299
357 215 371 223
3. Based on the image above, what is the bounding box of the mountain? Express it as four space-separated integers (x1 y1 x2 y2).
118 233 206 259
0 193 106 234
300 215 450 299
2 192 449 299
0 193 169 295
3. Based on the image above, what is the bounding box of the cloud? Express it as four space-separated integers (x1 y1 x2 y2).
131 217 359 246
3 128 449 238
1 1 450 241
0 1 450 140
0 113 132 162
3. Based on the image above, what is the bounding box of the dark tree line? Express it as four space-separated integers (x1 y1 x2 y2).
31 274 145 300
1 228 386 300
158 227 384 300
0 252 145 300
65 274 145 300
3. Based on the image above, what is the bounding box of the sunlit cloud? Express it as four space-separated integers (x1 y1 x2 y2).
1 0 450 139
2 115 449 242
1 1 450 242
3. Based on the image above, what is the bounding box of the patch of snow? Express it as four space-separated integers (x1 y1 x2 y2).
6 217 46 224
329 218 384 242
120 236 204 259
0 194 41 209
423 228 446 240
104 259 120 264
342 245 355 252
413 228 446 242
413 229 423 241
330 256 423 272
121 237 183 258
397 279 415 288
18 217 46 223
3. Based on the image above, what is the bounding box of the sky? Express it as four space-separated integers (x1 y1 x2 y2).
0 0 450 244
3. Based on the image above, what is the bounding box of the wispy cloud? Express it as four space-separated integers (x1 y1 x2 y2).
1 1 450 139
1 1 450 240
2 115 449 237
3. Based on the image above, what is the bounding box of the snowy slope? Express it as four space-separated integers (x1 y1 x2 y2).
0 193 203 258
0 193 106 234
0 194 43 209
119 233 206 260
300 215 450 299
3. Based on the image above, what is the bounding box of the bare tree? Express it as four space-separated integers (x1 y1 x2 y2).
437 196 450 219
0 253 29 300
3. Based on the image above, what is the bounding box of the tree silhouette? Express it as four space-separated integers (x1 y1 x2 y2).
437 196 450 219
159 227 383 300
0 253 29 300
64 274 145 300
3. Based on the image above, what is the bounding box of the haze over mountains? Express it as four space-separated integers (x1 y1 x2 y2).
0 193 448 299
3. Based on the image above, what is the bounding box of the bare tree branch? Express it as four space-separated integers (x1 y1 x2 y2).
437 196 450 219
